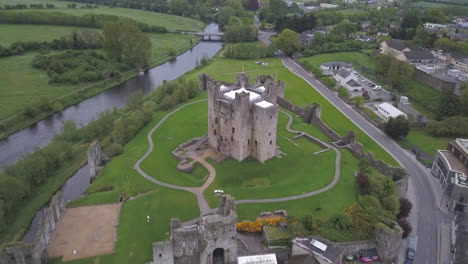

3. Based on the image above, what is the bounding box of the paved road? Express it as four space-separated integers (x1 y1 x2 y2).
280 55 452 264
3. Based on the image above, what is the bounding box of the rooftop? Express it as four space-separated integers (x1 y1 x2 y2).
293 237 344 263
386 39 407 51
336 69 351 78
321 62 350 67
223 87 262 102
256 100 274 108
238 254 278 264
440 151 468 177
377 103 407 118
404 46 435 61
346 79 361 87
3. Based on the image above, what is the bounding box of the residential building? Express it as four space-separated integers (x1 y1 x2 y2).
423 22 447 31
375 102 408 120
320 62 351 75
360 20 372 31
448 32 468 41
380 40 435 65
377 29 389 36
431 139 468 212
332 69 363 92
320 3 339 8
450 52 468 74
298 26 330 45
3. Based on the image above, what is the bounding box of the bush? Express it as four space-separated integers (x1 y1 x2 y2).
236 217 285 233
385 116 410 139
321 77 336 89
356 172 370 195
23 107 35 118
398 198 413 219
104 143 124 157
397 218 412 238
301 215 316 232
338 86 349 99
426 116 468 137
168 47 177 57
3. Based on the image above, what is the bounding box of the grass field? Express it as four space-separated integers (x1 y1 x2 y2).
401 128 452 158
0 24 197 121
0 0 203 31
0 24 99 46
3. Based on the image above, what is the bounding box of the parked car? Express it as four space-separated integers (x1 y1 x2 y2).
407 248 415 260
372 86 382 91
405 259 413 264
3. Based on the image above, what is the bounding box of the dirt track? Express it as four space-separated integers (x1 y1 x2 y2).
47 203 121 261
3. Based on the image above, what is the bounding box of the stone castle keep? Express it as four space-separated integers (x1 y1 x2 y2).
152 195 238 264
199 73 284 163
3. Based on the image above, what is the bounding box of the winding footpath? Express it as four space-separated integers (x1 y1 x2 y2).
134 100 344 213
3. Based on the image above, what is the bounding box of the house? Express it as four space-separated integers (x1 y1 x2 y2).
360 20 372 31
431 139 468 212
375 102 407 120
333 69 363 92
423 23 447 31
290 237 344 264
320 3 339 8
377 29 389 36
380 40 435 65
344 0 357 3
298 27 330 45
320 62 351 75
450 52 468 74
448 32 468 41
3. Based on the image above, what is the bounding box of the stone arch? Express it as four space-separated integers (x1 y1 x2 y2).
213 248 225 264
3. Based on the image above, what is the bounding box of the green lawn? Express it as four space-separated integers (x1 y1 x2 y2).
0 0 203 31
411 1 467 8
204 112 336 208
0 24 99 46
401 128 452 158
299 52 377 71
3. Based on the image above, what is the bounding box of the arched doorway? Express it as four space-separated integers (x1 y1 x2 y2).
213 248 225 264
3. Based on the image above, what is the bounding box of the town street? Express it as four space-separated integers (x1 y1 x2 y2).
280 54 453 264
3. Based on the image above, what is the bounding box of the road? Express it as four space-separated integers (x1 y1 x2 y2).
280 55 452 264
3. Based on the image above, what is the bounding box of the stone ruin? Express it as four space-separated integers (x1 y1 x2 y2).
152 195 238 264
200 73 285 163
0 192 65 264
87 141 109 182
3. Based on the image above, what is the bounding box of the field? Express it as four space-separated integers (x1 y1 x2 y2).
411 1 467 8
401 128 452 158
0 24 99 46
0 0 203 31
0 23 197 121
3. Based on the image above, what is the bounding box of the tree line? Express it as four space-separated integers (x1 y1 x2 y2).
0 30 102 57
224 43 274 60
0 11 168 33
0 3 56 9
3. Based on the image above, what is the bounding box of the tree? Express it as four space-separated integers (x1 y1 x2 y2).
356 172 370 195
121 23 152 68
217 6 236 27
437 92 461 120
301 215 316 232
460 88 468 116
338 86 349 99
352 96 364 107
434 37 455 52
413 25 429 47
59 120 80 142
397 218 412 238
332 20 356 38
276 29 299 56
385 115 410 139
102 21 124 60
398 198 413 219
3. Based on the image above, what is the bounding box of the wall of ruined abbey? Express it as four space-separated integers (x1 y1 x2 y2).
153 195 238 264
0 192 64 264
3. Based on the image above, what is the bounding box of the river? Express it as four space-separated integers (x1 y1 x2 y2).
19 23 222 243
0 23 222 169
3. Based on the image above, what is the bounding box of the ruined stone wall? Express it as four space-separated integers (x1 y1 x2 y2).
277 97 304 116
337 240 377 256
413 68 457 94
374 222 403 263
0 192 65 264
153 195 238 264
87 141 108 182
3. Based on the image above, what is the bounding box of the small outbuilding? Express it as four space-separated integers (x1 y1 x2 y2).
376 102 408 120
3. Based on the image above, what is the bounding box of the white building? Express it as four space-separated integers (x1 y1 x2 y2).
376 102 408 120
238 254 277 264
320 62 351 75
332 69 363 92
320 3 339 8
423 23 447 31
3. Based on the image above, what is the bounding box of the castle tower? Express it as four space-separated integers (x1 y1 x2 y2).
203 73 284 163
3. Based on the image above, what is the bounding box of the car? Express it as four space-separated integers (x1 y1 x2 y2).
372 86 382 91
405 259 413 264
407 248 415 260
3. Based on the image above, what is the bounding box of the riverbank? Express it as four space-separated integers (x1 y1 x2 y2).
0 35 201 140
